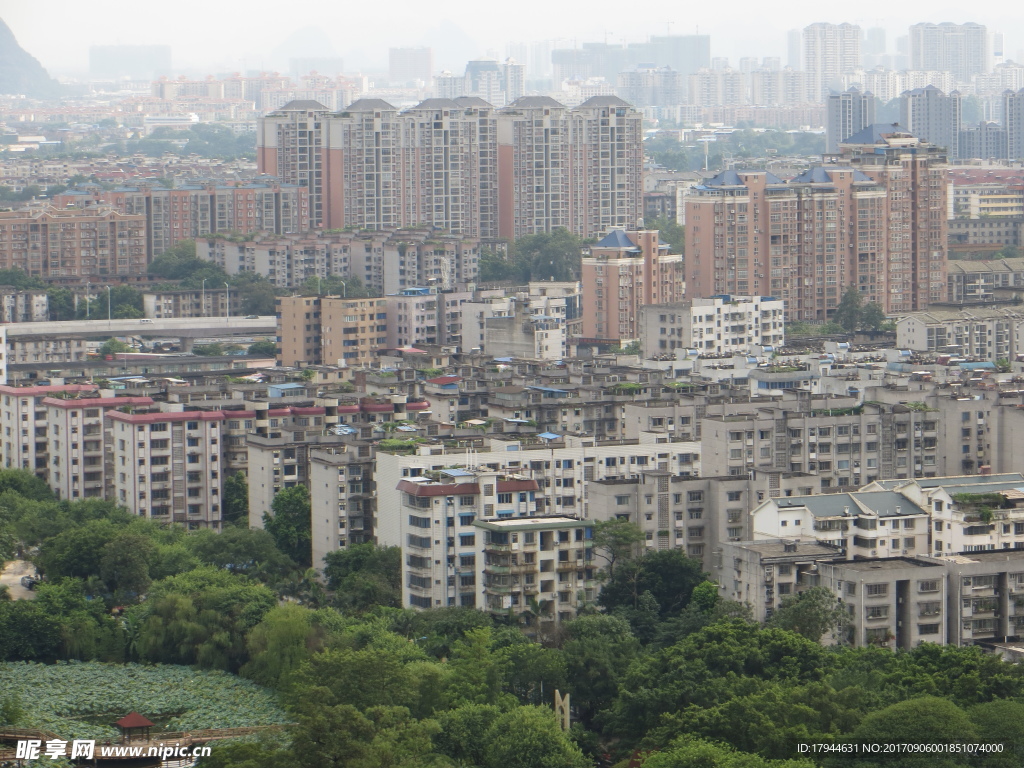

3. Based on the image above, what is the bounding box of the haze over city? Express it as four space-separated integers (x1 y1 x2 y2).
5 2 1022 75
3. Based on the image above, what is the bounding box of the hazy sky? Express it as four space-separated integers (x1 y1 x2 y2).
6 2 1024 77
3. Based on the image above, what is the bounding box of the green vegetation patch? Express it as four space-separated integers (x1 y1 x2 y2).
0 661 288 741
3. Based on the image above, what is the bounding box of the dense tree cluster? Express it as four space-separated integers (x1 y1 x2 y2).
1 469 1023 767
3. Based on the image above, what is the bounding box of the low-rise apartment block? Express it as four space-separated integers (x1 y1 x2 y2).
639 295 785 358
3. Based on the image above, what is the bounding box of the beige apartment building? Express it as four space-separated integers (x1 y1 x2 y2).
276 295 388 369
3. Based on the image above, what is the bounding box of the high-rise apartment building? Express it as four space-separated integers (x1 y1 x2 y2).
839 127 949 312
389 47 434 85
1002 89 1024 161
685 131 947 319
570 96 644 238
0 206 146 281
900 85 962 159
910 23 989 83
826 87 876 153
616 66 685 107
803 23 862 101
496 96 572 239
258 96 643 242
256 100 331 228
107 407 225 530
579 229 683 344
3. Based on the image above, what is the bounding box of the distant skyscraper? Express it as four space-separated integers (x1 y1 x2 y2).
503 59 526 103
389 47 433 85
711 57 731 72
827 88 876 153
803 23 862 101
909 23 989 82
787 29 802 69
89 45 171 80
900 85 962 159
863 27 887 68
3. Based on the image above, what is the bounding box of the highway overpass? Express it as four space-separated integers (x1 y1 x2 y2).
1 316 277 354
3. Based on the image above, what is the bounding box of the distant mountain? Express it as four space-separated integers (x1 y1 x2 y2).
0 18 61 98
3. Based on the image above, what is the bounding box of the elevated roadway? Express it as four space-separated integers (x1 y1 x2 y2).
2 316 277 351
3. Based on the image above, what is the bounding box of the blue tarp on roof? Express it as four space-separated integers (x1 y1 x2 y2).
960 361 996 370
538 432 561 440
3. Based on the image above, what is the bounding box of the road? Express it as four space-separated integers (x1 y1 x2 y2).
0 559 37 600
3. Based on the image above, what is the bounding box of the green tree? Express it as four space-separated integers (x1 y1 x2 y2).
649 215 685 254
47 287 76 321
643 735 815 768
860 302 886 332
322 543 401 611
99 532 156 600
561 614 640 725
194 342 225 356
98 338 131 357
434 704 502 767
832 287 863 332
968 699 1024 768
767 586 850 643
478 249 517 282
834 696 977 768
222 472 250 525
481 706 589 768
511 229 586 282
0 469 54 501
241 603 328 688
187 526 295 581
591 518 644 580
35 519 122 582
263 486 313 568
0 601 63 661
598 548 707 617
445 627 510 707
231 272 279 315
247 340 278 357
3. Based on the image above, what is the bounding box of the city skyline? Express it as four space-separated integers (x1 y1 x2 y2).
4 3 1019 78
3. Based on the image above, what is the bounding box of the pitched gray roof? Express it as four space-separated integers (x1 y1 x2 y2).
453 96 493 107
275 100 329 112
410 98 462 110
701 169 785 187
343 98 397 112
578 95 633 108
790 167 876 184
594 230 639 250
505 96 566 110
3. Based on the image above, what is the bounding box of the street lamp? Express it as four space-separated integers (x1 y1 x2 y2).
338 280 346 299
224 282 230 320
201 278 207 318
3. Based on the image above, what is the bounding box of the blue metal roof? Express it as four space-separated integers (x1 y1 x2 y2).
595 230 637 249
538 432 561 440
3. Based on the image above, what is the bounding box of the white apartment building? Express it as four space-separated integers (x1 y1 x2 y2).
639 296 785 358
385 288 472 350
308 443 377 568
44 395 153 500
0 383 98 476
897 307 1024 362
751 490 932 558
107 407 225 529
474 515 596 627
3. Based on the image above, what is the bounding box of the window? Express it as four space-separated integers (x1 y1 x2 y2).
459 495 475 506
865 605 888 619
408 515 431 529
865 583 888 597
497 493 512 504
459 534 475 547
615 495 631 505
918 580 939 592
918 623 940 635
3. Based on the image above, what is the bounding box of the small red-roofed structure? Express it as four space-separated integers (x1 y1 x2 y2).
116 712 154 743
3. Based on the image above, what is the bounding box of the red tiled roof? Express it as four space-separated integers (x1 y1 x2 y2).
0 384 97 396
116 712 154 729
42 396 154 409
426 376 462 385
106 410 226 424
